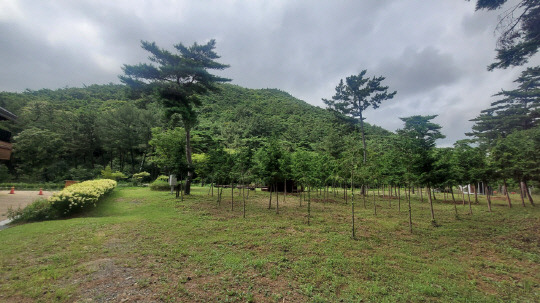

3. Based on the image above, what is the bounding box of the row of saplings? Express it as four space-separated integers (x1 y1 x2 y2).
170 179 535 238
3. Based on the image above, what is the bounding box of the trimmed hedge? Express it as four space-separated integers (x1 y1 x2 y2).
8 179 117 223
150 175 171 191
49 179 117 215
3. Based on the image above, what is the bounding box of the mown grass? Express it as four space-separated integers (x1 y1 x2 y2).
0 187 538 302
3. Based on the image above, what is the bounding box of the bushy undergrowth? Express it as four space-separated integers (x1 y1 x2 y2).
7 198 58 222
150 175 170 191
8 179 117 223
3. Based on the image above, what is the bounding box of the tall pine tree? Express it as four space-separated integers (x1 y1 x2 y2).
120 40 230 194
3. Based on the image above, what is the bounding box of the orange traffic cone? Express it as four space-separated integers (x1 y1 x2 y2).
38 188 43 195
9 186 15 194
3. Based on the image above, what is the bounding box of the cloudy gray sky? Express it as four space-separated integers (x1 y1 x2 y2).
1 0 537 146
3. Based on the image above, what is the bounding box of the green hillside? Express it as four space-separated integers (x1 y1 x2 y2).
0 83 388 181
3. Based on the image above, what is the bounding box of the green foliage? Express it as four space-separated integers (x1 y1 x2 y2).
0 164 11 182
132 171 151 185
149 127 187 176
472 0 540 70
7 198 59 222
100 166 127 180
397 115 445 185
121 39 231 194
469 66 540 146
48 179 117 217
9 179 117 222
254 138 288 185
323 70 396 164
150 175 171 191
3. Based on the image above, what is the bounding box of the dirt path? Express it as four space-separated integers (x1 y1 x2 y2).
0 190 55 221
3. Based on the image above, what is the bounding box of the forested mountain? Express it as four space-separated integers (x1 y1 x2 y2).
198 84 389 149
0 83 389 182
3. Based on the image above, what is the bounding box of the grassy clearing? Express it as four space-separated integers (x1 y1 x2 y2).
0 187 538 302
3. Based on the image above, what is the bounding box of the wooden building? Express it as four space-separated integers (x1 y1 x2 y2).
0 107 17 160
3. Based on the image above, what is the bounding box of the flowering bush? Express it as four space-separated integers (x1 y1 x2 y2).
9 179 117 223
49 179 117 216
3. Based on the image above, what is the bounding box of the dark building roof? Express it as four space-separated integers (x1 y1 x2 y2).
0 107 17 121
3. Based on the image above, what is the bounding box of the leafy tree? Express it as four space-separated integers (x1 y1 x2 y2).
398 115 445 224
149 127 188 179
453 140 485 213
254 138 286 210
291 149 317 224
469 0 540 70
98 103 156 173
120 40 230 194
492 127 539 206
323 70 396 163
13 127 65 181
469 66 540 146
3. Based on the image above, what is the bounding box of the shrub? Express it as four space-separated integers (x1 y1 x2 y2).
8 198 59 222
150 175 170 191
8 179 117 223
49 179 117 216
101 166 127 181
132 171 151 186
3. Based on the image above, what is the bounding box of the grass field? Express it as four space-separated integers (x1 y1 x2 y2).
0 186 538 302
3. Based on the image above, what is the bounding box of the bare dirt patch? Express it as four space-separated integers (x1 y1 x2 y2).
0 190 55 220
76 258 159 303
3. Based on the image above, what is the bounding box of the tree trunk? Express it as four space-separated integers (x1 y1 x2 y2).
180 182 184 202
519 180 526 207
373 185 377 216
359 111 367 164
408 186 413 234
184 127 193 195
139 152 147 172
299 184 302 207
284 180 287 203
307 186 311 225
420 187 424 203
276 183 279 214
486 183 492 212
243 184 246 218
473 184 479 204
363 184 367 209
231 182 234 211
432 188 436 200
268 185 272 209
467 186 473 215
427 185 435 222
451 187 457 216
351 182 355 240
398 185 401 212
503 179 512 208
523 180 535 206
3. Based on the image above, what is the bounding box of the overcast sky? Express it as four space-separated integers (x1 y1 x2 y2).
1 0 538 146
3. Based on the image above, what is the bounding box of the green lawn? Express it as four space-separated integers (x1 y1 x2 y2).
1 187 538 302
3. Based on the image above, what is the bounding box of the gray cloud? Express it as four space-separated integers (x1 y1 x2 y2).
376 47 463 97
0 0 536 146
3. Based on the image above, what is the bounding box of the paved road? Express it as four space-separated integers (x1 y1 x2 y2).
0 190 54 221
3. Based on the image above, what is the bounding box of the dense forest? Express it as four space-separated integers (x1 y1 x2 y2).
0 83 387 182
